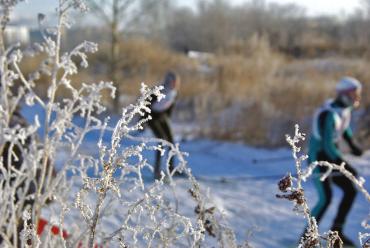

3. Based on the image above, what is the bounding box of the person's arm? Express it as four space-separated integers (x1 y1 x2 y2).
343 128 363 156
165 104 174 117
321 111 343 161
151 89 177 113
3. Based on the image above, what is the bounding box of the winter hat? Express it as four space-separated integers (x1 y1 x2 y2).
163 71 179 90
336 77 362 93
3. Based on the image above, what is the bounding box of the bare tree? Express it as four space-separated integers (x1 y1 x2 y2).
167 0 233 52
88 0 162 111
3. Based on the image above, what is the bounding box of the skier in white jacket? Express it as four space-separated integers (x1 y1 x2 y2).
147 71 180 179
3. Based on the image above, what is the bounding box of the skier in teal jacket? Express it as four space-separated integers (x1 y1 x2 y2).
307 77 363 246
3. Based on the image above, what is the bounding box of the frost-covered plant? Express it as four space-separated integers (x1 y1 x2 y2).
303 159 370 247
188 178 250 248
0 0 114 246
0 1 242 247
278 124 370 248
276 125 322 248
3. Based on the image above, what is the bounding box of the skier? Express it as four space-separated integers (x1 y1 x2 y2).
306 77 363 246
147 71 181 179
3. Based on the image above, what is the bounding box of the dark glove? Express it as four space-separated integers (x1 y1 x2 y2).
351 144 363 156
165 104 174 117
343 131 363 156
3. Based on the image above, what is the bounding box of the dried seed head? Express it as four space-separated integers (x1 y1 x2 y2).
205 207 216 214
103 162 110 171
291 189 305 205
188 188 196 199
204 219 216 237
301 236 320 248
326 231 342 248
276 189 305 205
194 205 201 214
278 174 292 192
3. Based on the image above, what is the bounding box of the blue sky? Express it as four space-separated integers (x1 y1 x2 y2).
14 0 362 19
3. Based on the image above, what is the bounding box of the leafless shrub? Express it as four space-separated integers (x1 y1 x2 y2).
278 125 370 248
0 1 243 247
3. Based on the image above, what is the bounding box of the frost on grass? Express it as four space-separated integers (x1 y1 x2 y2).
278 124 370 248
0 0 243 247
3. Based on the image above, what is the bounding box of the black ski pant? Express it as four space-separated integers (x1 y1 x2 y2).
311 151 358 232
148 114 175 178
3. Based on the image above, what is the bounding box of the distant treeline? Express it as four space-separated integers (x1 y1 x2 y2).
67 0 370 58
164 0 370 58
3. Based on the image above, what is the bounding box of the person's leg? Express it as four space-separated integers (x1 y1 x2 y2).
158 116 175 172
158 116 174 143
300 172 331 244
299 168 332 245
330 165 357 245
311 172 332 224
310 151 337 224
148 119 167 179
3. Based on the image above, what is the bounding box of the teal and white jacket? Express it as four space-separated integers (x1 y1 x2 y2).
308 99 354 163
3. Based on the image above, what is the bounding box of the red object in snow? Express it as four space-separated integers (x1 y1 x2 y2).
37 218 68 239
37 218 103 248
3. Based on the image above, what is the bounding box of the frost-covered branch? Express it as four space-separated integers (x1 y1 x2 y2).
0 1 246 247
302 160 370 247
302 161 370 202
277 125 347 248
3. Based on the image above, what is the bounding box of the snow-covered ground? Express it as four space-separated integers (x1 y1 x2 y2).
165 137 369 247
75 132 369 247
22 104 369 247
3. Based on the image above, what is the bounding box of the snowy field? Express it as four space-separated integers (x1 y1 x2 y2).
22 105 369 247
57 133 369 247
178 139 370 247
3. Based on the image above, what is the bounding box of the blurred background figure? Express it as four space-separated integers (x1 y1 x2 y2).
306 77 363 246
147 71 180 179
